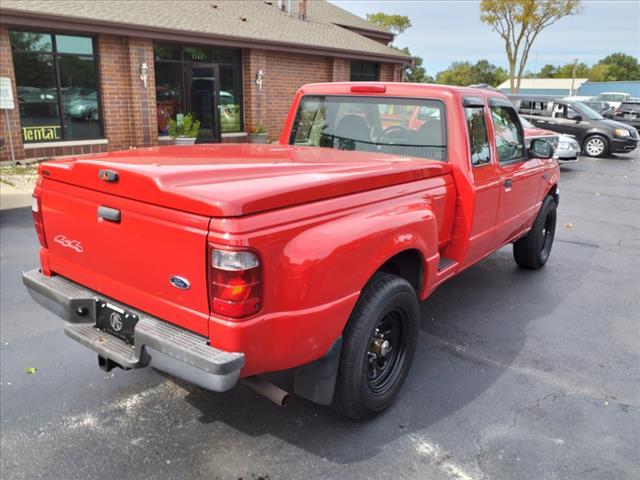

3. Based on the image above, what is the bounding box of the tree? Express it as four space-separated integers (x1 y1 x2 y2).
366 13 432 83
435 60 507 87
589 63 611 82
480 0 582 93
593 53 640 81
538 64 558 78
365 13 412 35
398 47 433 83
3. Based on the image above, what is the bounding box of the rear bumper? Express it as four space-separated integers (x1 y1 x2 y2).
22 269 244 392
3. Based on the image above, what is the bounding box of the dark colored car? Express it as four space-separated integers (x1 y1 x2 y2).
611 101 640 130
581 100 615 118
508 95 639 157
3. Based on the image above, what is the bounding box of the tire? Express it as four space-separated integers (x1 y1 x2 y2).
513 195 557 269
333 272 419 420
583 135 609 158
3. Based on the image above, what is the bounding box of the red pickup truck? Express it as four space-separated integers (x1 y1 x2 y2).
23 83 559 420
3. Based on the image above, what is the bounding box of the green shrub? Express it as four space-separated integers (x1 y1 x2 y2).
168 113 200 139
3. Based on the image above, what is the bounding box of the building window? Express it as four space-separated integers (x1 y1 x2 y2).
10 30 102 144
350 61 379 81
153 43 243 139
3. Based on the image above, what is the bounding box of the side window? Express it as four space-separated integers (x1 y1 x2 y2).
566 106 581 120
490 106 524 163
465 107 490 166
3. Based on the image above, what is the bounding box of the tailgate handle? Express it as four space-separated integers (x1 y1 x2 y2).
98 206 121 223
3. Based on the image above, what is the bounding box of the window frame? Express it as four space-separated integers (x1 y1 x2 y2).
488 99 526 165
464 105 492 168
10 28 104 143
153 42 244 135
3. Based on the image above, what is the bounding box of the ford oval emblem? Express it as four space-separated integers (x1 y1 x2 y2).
169 276 190 290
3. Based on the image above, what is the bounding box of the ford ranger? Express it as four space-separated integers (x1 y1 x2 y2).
23 83 559 420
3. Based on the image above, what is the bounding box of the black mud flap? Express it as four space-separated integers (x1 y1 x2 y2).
294 337 342 405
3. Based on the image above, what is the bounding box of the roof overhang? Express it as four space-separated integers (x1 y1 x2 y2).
333 23 394 42
0 9 411 65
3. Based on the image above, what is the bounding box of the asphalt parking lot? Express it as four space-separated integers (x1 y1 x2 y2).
1 152 639 480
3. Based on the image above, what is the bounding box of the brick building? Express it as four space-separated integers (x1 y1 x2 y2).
0 0 409 162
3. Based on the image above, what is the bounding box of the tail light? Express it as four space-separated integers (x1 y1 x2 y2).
32 195 48 248
208 247 262 319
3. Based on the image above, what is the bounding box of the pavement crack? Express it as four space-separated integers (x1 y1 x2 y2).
511 393 568 429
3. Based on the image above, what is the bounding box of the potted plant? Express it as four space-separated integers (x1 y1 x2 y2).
249 123 268 144
168 113 200 145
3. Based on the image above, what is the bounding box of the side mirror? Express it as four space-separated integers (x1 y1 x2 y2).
603 112 614 119
573 115 583 122
529 138 554 159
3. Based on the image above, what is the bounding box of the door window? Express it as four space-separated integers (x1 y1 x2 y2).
566 106 582 120
465 107 490 166
490 106 524 163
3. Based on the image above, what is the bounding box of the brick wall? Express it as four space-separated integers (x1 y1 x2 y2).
97 34 157 151
331 58 350 82
379 63 404 82
0 25 25 162
242 54 404 141
244 49 334 141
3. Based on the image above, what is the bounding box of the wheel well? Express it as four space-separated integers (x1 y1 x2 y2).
377 249 423 293
548 184 559 205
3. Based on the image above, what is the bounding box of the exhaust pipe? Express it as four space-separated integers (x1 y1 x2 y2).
241 376 290 407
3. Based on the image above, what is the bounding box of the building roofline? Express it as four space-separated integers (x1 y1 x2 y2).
333 24 395 41
0 8 411 64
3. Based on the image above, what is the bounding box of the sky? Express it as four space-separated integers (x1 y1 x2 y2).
331 0 640 75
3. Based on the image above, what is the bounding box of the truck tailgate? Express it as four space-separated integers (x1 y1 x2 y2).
41 179 210 336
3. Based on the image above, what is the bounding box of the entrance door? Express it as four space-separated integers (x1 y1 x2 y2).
186 64 220 142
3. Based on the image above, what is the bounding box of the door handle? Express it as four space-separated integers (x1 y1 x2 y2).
98 206 121 223
503 178 513 189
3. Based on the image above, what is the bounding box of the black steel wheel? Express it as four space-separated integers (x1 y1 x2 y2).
333 272 419 420
514 195 557 269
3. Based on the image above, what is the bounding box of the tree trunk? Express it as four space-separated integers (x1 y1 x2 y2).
509 59 517 94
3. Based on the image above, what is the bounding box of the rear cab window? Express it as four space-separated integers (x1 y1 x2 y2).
289 95 447 161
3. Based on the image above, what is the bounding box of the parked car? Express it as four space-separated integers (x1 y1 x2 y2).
580 100 615 118
509 94 639 157
520 116 579 164
23 83 559 420
64 92 99 121
611 101 640 130
595 92 631 109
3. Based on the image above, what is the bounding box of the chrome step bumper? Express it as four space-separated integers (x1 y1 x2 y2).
22 269 244 392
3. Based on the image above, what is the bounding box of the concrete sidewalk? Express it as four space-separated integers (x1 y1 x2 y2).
0 181 33 211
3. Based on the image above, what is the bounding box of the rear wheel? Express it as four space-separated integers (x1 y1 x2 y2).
583 135 609 158
513 195 557 269
333 272 419 420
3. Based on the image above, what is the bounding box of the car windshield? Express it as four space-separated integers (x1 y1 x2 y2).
289 95 447 161
574 102 604 120
598 93 629 102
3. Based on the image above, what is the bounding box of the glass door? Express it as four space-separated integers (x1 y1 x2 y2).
186 64 220 142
